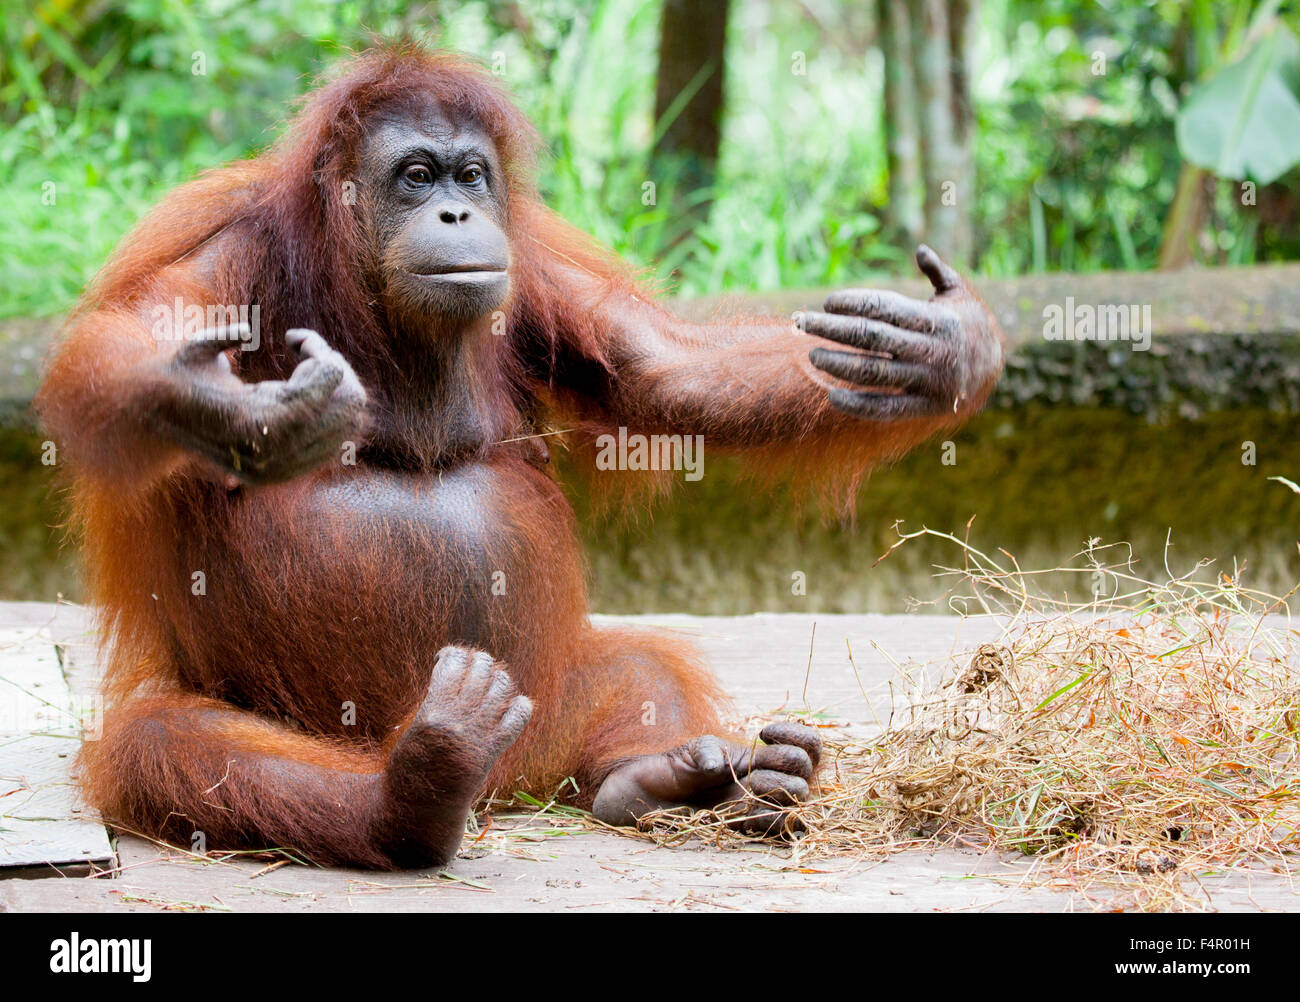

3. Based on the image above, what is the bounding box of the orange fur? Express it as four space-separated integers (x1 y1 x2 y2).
36 45 990 868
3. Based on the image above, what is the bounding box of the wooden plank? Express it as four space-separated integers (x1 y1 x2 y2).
0 624 115 874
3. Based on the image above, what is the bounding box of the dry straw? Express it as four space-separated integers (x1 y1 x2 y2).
624 528 1300 911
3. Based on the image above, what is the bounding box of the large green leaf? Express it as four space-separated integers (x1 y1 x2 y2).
1176 23 1300 184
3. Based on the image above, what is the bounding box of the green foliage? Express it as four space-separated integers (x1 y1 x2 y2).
975 0 1185 274
1177 22 1300 184
1 0 893 317
3 0 1299 317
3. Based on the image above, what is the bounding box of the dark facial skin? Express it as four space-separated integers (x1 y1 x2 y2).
359 101 512 324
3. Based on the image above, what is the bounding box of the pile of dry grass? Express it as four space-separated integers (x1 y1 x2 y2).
629 530 1300 910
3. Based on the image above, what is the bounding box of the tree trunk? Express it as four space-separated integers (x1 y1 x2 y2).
1158 164 1209 270
879 0 925 248
947 0 977 253
909 0 975 267
653 0 730 227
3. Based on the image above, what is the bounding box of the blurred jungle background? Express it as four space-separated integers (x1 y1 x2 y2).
2 0 1300 613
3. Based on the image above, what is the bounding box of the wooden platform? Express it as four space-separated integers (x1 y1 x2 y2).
1 601 1295 912
0 603 112 877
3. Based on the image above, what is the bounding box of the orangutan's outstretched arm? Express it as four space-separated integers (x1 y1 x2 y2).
525 236 1003 495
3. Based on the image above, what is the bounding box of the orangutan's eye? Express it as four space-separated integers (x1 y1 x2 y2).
403 164 432 185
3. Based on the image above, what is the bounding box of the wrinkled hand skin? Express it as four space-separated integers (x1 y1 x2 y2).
797 245 1004 421
147 325 368 485
592 722 822 837
375 646 533 868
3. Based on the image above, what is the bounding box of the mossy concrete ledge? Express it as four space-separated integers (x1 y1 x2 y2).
678 261 1300 420
3 262 1299 427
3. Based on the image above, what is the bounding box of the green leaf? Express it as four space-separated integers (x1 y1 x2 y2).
1176 24 1300 184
